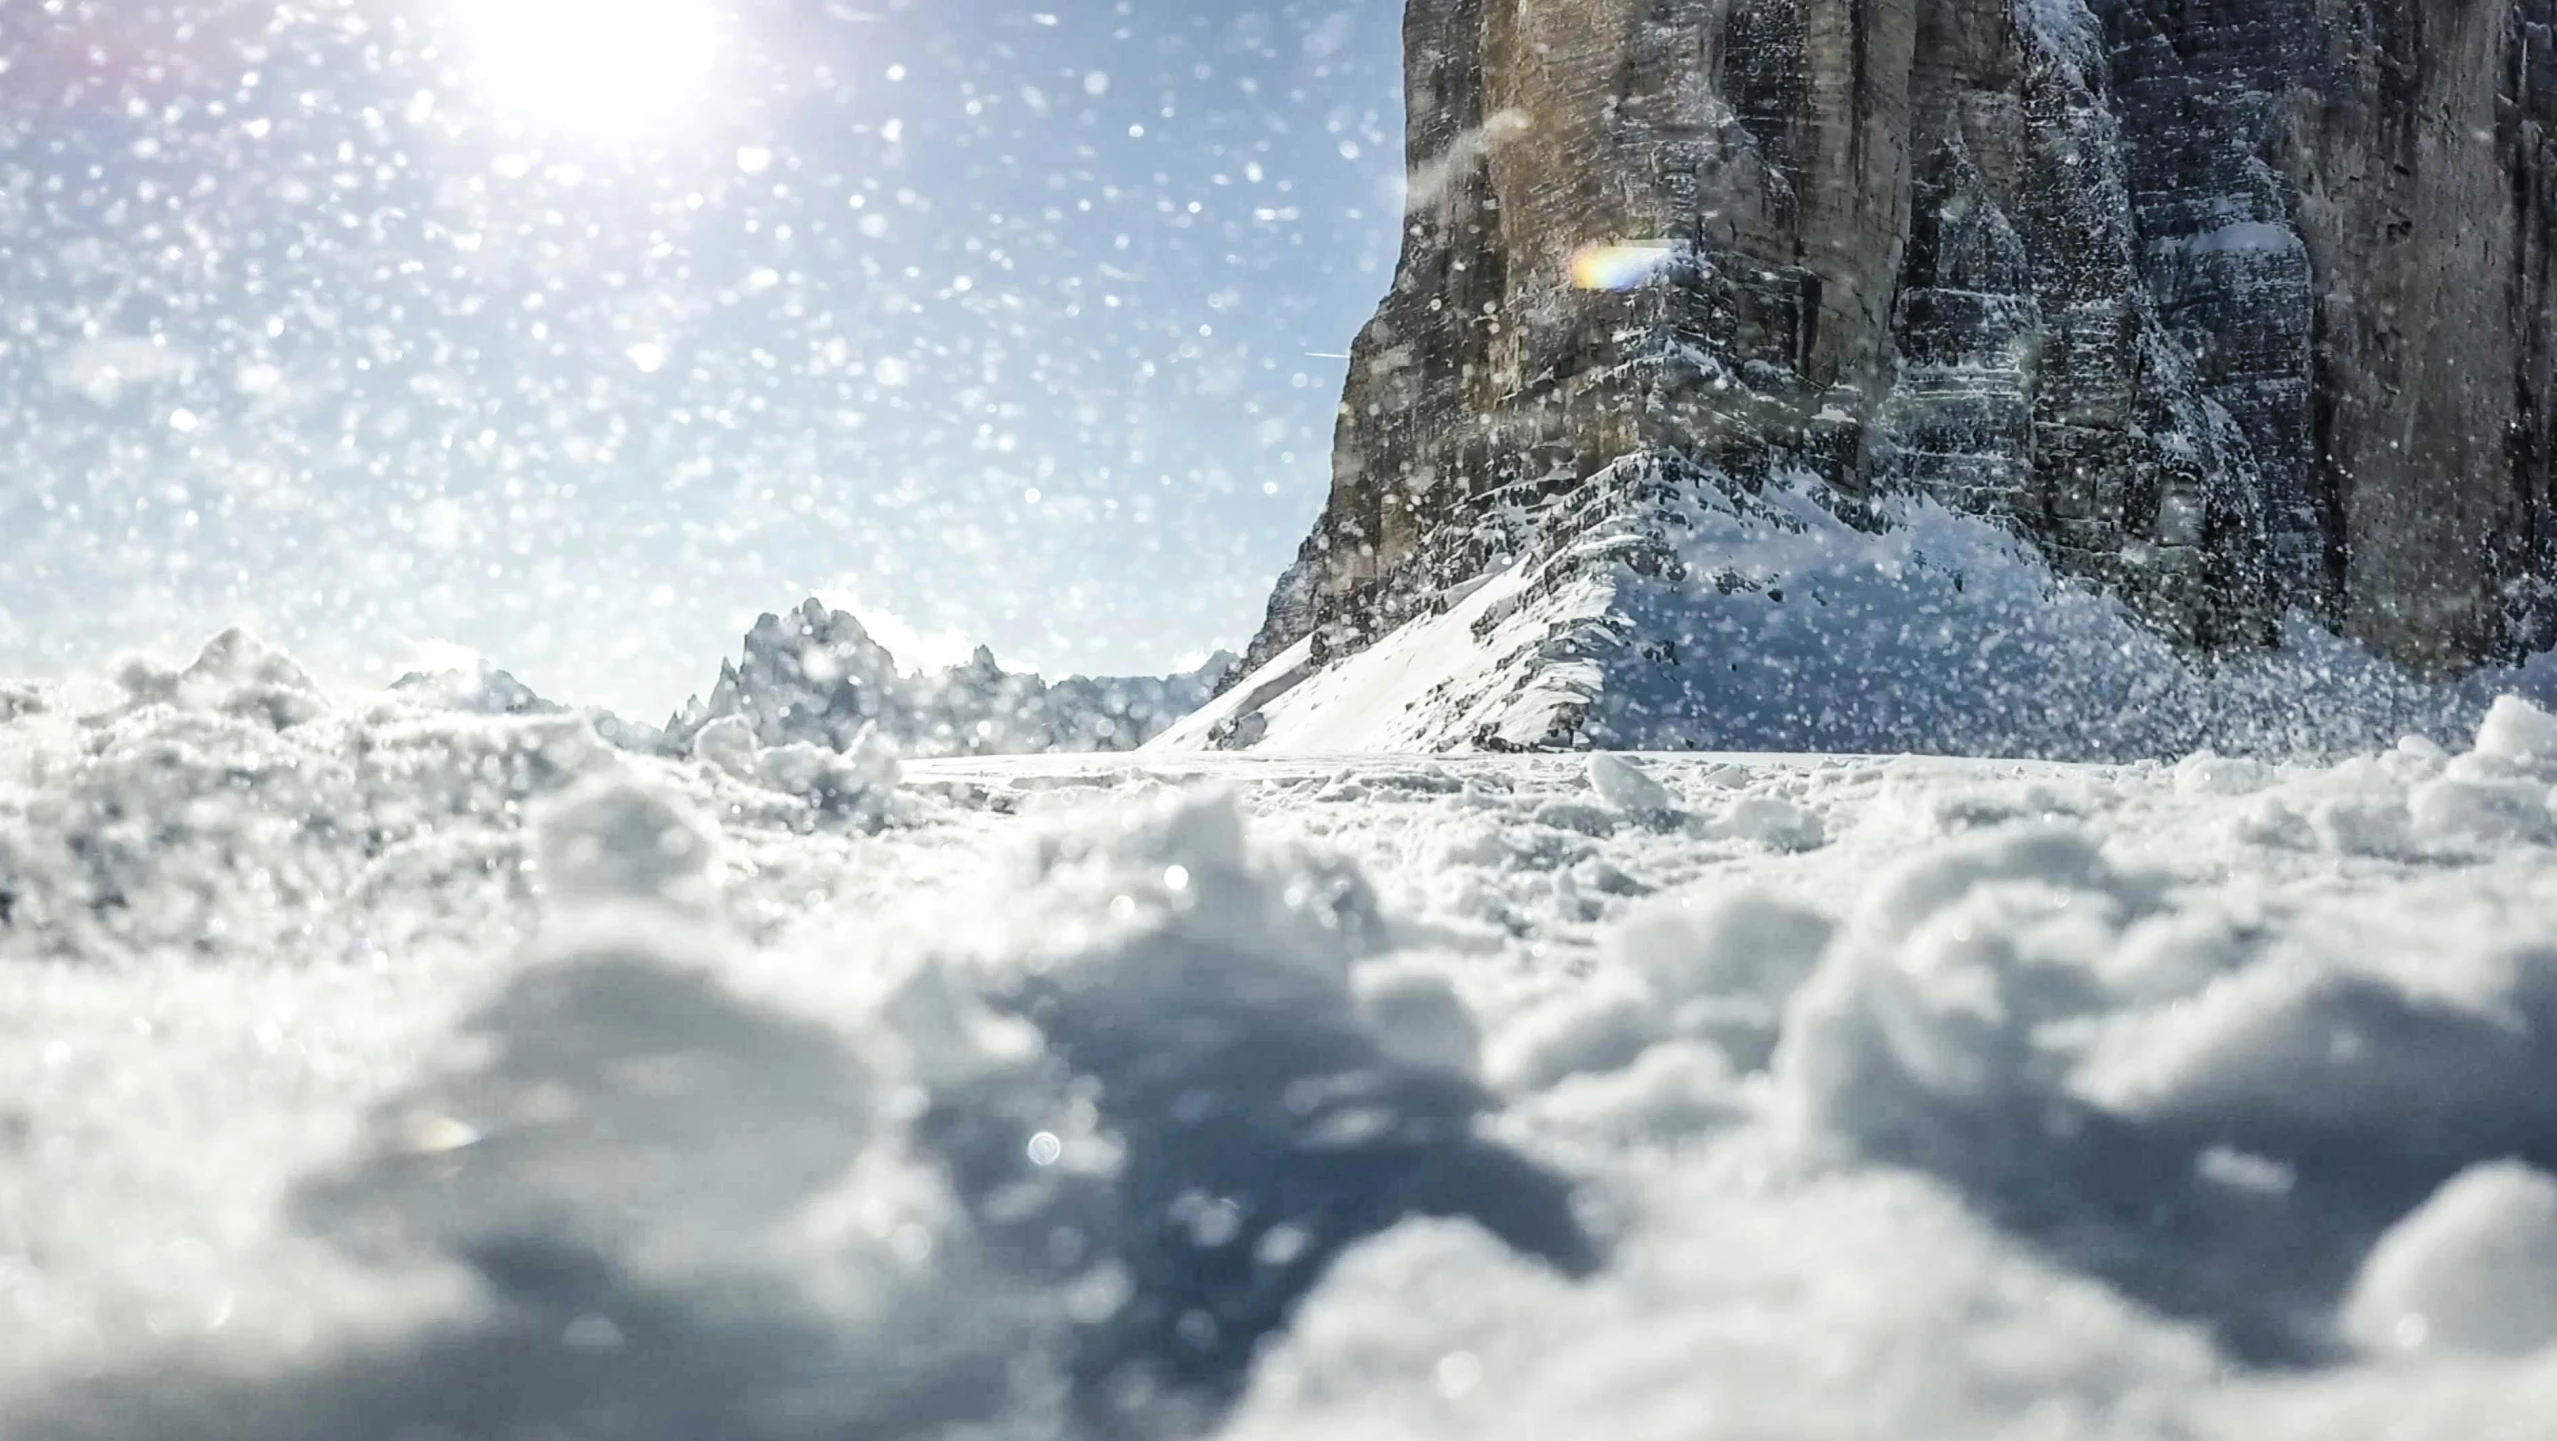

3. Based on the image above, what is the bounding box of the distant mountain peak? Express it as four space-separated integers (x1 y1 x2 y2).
665 598 1231 759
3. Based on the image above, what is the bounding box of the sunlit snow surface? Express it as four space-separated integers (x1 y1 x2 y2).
14 638 2557 1436
1152 472 2557 760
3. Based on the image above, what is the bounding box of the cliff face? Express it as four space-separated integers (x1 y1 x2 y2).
1247 0 2557 685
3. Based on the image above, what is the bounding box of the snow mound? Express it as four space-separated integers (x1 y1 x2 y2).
5 763 1588 1438
2344 1162 2557 1358
1162 458 2557 760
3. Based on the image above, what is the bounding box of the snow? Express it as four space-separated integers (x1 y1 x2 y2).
1144 561 1570 755
2185 221 2306 256
15 634 2557 1435
2012 0 2103 72
1585 753 1679 820
1160 465 2557 761
2344 1163 2557 1358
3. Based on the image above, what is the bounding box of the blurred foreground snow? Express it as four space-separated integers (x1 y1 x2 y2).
11 635 2557 1436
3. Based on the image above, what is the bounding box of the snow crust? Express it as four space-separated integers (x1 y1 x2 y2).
12 633 2557 1436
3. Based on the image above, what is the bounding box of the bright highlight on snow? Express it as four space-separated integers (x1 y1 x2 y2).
1569 240 1685 292
450 0 723 136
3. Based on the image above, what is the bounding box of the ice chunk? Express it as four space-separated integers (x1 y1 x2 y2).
2473 696 2557 771
1586 753 1678 819
1712 794 1826 851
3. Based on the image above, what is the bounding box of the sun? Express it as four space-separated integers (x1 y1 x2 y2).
451 0 725 138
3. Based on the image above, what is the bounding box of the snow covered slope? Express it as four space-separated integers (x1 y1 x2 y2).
1165 459 2557 761
15 633 2557 1436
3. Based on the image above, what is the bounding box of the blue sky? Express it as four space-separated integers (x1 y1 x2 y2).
0 0 1407 717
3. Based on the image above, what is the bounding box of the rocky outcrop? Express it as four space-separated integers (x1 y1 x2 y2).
1246 0 2557 691
666 600 1233 759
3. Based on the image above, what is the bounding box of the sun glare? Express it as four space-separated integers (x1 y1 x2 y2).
452 0 725 137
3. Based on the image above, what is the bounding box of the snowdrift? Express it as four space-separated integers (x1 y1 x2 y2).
1158 459 2557 760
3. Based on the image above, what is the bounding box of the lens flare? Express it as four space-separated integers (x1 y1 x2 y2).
1569 241 1686 292
452 0 725 137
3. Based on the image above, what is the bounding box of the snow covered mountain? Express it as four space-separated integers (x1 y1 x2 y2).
664 598 1233 759
1222 0 2557 756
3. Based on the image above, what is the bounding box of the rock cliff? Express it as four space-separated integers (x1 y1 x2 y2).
1244 0 2557 702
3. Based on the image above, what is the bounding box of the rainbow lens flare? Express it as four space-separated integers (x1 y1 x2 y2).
1569 241 1685 292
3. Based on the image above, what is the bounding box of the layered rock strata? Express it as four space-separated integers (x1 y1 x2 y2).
1245 0 2557 684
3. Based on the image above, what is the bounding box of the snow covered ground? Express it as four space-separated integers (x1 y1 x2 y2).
12 633 2557 1437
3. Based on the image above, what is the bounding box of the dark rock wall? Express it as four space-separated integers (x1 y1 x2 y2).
1242 0 2557 681
2285 0 2557 666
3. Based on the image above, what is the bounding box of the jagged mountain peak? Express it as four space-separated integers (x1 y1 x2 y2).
668 598 1230 759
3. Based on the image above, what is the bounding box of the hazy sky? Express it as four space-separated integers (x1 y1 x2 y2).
0 0 1407 717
